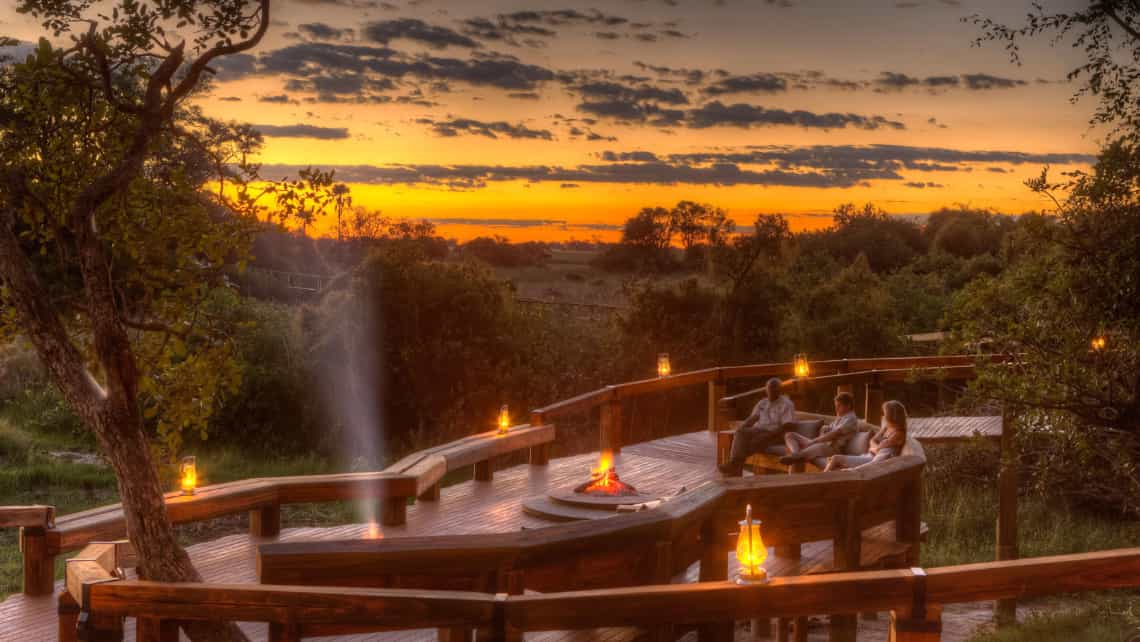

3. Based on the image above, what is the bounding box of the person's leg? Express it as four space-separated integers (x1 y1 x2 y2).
826 454 872 471
781 442 834 465
783 432 812 454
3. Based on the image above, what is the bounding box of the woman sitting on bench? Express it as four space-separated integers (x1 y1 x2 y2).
824 400 908 471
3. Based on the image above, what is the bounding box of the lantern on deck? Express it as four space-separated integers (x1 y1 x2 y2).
179 456 197 496
657 353 671 378
498 405 511 435
793 353 810 378
735 504 768 584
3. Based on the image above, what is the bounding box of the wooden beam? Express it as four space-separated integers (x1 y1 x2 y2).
925 548 1140 603
474 460 494 482
20 526 55 596
250 504 281 539
709 379 727 433
0 505 54 528
600 398 623 454
995 409 1018 625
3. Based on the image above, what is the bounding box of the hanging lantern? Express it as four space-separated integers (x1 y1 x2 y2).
735 504 768 584
1091 335 1107 351
793 353 810 378
498 405 510 435
179 456 197 496
657 353 671 378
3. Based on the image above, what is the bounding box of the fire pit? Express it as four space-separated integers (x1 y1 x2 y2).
523 450 658 521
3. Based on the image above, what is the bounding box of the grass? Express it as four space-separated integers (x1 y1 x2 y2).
966 595 1139 642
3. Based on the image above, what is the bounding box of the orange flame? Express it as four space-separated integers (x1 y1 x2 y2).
366 522 382 539
576 449 638 496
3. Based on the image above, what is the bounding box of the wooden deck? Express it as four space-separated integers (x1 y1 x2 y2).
1 423 977 642
909 416 1001 444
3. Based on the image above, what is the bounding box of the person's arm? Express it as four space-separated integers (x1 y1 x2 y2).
739 401 762 429
878 429 906 450
780 398 796 426
813 415 855 445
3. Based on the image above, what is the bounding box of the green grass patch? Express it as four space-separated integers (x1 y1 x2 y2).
966 596 1140 642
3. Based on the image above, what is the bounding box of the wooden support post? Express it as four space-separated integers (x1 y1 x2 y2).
441 628 475 642
600 398 623 454
776 618 790 642
709 378 726 433
775 541 801 559
419 482 441 502
474 459 494 482
792 617 808 642
898 472 924 565
269 622 302 642
865 378 884 425
995 409 1019 626
650 540 676 642
380 495 406 526
58 589 80 642
504 570 525 642
250 504 281 538
487 593 508 642
829 498 861 642
136 617 180 642
698 520 732 642
20 526 55 596
529 442 550 466
889 605 942 642
77 611 124 642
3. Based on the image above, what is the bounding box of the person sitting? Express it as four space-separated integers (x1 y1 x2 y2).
717 377 795 476
824 400 908 471
779 391 858 466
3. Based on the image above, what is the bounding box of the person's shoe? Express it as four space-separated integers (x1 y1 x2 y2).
717 462 743 476
779 454 803 465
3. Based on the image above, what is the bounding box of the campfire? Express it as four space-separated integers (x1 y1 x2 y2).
574 450 639 497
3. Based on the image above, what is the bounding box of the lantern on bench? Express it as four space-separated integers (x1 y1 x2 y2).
657 353 671 378
735 504 768 584
498 405 510 435
794 353 810 378
180 456 197 496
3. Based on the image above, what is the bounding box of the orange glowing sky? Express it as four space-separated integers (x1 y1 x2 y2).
0 0 1103 241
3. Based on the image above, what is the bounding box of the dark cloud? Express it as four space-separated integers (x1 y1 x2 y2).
210 53 257 81
874 71 921 90
507 91 541 100
218 96 242 102
291 0 383 8
258 94 293 103
576 80 688 105
687 102 906 130
904 181 943 188
419 117 553 140
362 18 480 49
298 23 355 41
634 61 708 85
703 73 787 95
654 144 1095 171
986 166 1010 173
961 73 1027 90
253 124 350 139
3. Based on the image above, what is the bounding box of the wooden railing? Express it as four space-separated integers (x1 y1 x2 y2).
7 354 997 596
64 547 1140 641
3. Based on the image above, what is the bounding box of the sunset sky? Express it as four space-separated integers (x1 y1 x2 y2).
1 0 1103 241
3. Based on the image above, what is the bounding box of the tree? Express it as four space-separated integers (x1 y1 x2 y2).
970 1 1140 142
0 2 280 639
801 203 925 273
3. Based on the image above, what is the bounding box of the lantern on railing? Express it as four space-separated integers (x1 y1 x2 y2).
735 504 768 584
793 353 810 378
498 405 510 435
657 353 671 378
1091 335 1107 351
179 456 197 496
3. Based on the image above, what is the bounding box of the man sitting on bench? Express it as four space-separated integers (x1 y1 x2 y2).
718 377 796 476
780 391 859 466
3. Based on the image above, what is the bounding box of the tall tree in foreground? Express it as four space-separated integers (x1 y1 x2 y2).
0 1 278 639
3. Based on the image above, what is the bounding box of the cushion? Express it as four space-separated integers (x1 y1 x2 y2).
790 420 823 439
764 444 788 456
810 457 829 469
845 430 872 456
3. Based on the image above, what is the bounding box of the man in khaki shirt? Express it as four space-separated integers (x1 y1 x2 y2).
718 378 796 476
780 391 859 465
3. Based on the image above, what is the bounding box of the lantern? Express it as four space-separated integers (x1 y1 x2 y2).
657 353 671 378
735 504 768 584
1091 335 1107 351
793 353 810 378
179 456 197 496
498 405 510 435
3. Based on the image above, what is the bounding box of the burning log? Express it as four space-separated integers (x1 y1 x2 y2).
574 450 639 497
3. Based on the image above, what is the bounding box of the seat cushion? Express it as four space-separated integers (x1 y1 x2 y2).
764 444 788 456
790 419 823 439
810 457 829 469
845 430 872 456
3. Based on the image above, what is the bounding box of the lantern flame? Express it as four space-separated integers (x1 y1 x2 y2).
366 522 382 539
1091 336 1107 351
793 353 810 378
735 504 768 583
498 405 510 434
179 456 197 496
657 353 671 378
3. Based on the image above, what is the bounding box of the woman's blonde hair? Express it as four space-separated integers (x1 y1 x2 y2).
882 400 908 434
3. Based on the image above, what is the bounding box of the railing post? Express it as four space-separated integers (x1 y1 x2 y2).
58 589 80 642
76 610 124 642
419 482 442 501
828 498 861 642
708 373 726 433
698 519 732 642
897 469 924 565
864 374 884 425
269 622 302 642
20 525 55 595
381 495 407 526
250 504 281 538
650 540 675 642
136 617 180 642
474 459 494 482
600 397 623 454
995 408 1019 626
529 442 550 466
889 568 942 641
